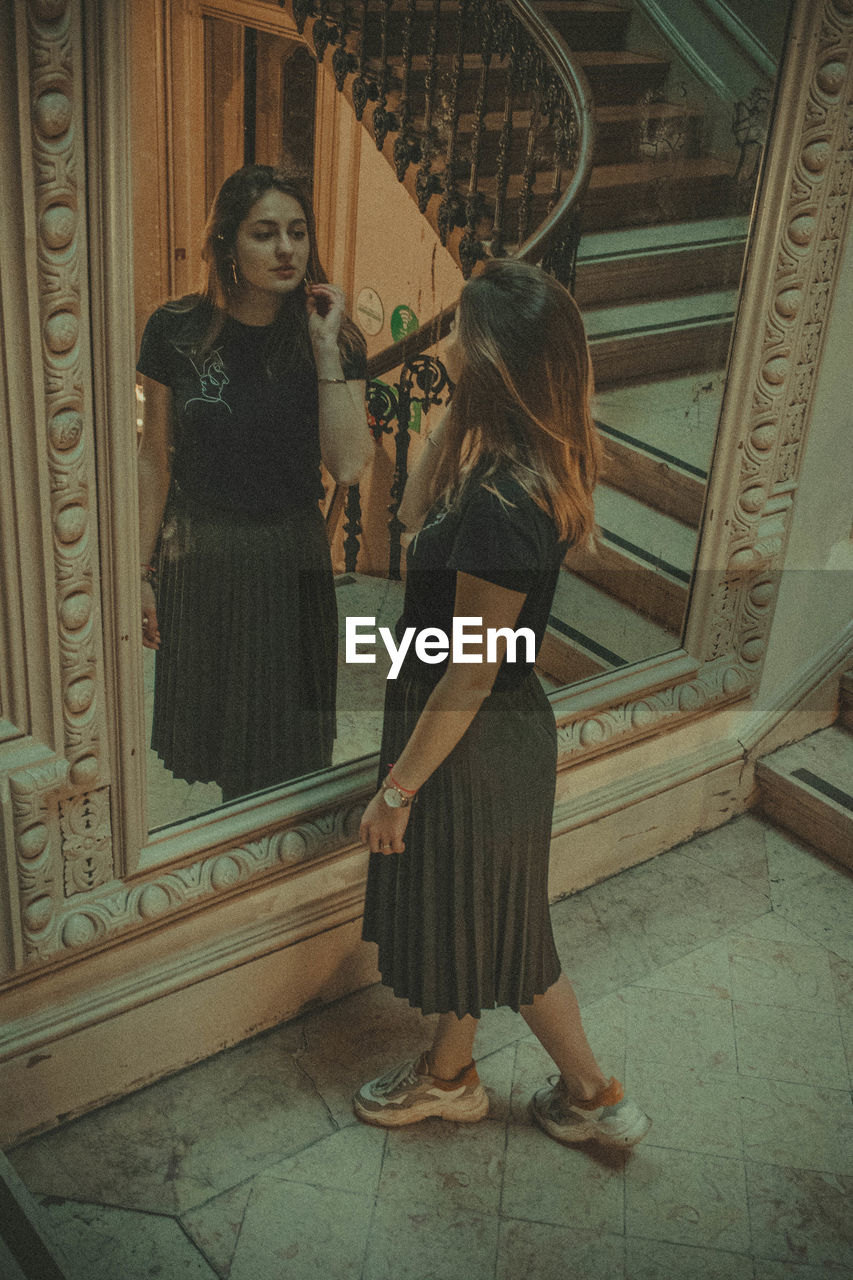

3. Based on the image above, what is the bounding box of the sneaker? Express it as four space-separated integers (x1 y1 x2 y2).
530 1075 651 1148
353 1052 490 1128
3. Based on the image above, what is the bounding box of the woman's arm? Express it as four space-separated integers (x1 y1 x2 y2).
137 374 173 648
308 285 373 485
359 569 528 853
396 413 448 534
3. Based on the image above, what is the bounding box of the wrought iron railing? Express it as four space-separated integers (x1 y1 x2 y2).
287 0 595 572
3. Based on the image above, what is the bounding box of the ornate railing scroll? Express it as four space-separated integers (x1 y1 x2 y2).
363 357 455 577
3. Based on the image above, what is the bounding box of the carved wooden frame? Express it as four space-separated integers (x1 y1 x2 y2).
2 0 851 970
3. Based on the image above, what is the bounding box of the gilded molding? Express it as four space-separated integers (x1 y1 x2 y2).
26 0 104 792
59 787 114 896
556 0 853 765
9 759 69 962
556 655 750 761
710 0 852 626
8 0 113 965
24 801 365 961
7 0 852 965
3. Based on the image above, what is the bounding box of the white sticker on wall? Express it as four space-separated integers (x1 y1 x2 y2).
356 286 385 336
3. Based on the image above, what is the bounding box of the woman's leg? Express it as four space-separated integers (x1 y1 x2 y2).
520 972 609 1100
428 1012 479 1079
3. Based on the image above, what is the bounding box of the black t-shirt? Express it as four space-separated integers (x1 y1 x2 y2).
398 471 569 690
136 304 367 515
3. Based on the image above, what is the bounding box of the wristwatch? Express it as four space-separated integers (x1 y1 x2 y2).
382 782 412 809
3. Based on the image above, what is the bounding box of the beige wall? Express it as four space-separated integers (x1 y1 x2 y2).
351 141 463 360
758 218 853 708
333 136 464 574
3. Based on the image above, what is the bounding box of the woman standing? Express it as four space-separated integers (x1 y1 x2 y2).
356 259 650 1148
137 165 370 802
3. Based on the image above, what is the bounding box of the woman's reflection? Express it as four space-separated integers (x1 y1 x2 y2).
137 164 370 802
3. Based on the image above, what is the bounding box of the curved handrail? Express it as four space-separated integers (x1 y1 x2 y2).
367 0 596 380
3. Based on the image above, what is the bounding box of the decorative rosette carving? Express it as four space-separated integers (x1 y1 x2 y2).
24 801 366 960
25 0 105 794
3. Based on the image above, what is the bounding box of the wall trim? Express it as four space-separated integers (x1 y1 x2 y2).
634 0 732 99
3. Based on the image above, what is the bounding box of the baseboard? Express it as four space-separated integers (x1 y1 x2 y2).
1 917 380 1148
738 621 853 758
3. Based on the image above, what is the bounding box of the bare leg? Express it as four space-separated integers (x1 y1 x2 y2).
428 1012 479 1079
520 972 609 1100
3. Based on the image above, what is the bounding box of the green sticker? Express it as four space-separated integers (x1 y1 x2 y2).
390 304 419 342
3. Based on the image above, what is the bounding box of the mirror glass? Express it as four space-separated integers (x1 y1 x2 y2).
130 0 794 834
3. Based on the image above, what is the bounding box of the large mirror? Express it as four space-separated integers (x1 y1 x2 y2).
129 0 795 839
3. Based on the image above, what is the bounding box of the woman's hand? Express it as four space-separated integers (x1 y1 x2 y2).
359 788 411 855
141 580 161 650
306 283 345 351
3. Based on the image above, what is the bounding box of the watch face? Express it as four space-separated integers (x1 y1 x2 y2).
383 786 404 808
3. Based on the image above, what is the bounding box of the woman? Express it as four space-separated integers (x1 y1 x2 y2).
355 259 650 1148
137 165 371 801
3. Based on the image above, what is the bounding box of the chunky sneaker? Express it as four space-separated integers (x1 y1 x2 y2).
530 1075 651 1148
353 1052 490 1128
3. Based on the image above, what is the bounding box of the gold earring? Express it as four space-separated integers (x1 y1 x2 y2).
229 258 239 288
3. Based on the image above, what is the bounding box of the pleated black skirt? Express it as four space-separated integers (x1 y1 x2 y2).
152 491 337 800
362 668 562 1018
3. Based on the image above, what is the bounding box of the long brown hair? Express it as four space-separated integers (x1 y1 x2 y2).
166 165 364 374
430 258 602 547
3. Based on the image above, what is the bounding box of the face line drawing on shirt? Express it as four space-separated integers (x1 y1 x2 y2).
184 347 232 413
409 504 451 558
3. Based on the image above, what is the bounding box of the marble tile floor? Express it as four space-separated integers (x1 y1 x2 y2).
11 811 853 1279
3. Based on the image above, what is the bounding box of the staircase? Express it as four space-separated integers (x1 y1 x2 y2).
755 675 853 871
300 0 774 682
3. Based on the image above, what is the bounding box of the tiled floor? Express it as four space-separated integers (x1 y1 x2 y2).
9 811 853 1278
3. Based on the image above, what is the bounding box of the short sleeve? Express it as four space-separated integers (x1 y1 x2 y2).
342 340 367 382
447 483 548 594
136 308 176 386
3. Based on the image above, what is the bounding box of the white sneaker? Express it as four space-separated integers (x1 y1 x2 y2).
353 1052 490 1128
530 1075 651 1148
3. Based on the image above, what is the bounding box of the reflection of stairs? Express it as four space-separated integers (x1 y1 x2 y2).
541 0 757 673
334 0 766 670
755 692 853 871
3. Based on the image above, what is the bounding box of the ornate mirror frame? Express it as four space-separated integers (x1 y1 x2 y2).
2 0 851 973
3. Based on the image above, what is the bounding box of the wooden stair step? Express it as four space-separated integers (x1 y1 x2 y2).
564 533 689 635
467 160 740 231
577 50 671 104
563 481 695 632
540 560 675 686
386 55 519 112
355 0 631 55
587 156 736 189
575 218 748 308
756 726 853 870
593 101 705 164
583 157 741 229
590 312 734 386
591 363 725 476
599 428 706 528
450 159 740 243
530 1 632 51
412 109 558 181
841 670 853 731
